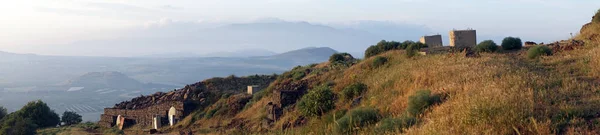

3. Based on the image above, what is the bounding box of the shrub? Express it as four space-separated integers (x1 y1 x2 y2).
336 107 380 133
475 40 498 53
341 82 368 100
291 71 306 81
61 111 82 126
372 56 388 68
407 90 439 116
501 37 523 50
527 45 553 59
375 115 417 133
405 43 421 58
329 53 345 63
297 85 336 117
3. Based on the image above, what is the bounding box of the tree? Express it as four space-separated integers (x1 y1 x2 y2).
501 37 523 50
15 100 60 128
475 40 498 53
61 111 82 126
0 115 37 135
329 53 345 63
365 45 382 58
0 106 6 120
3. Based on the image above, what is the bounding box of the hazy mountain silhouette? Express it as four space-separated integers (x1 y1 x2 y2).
34 19 430 57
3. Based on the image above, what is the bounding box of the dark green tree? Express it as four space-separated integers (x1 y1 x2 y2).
0 115 37 135
14 100 60 128
501 37 523 50
61 111 82 126
475 40 499 53
0 106 6 120
329 53 345 63
365 45 382 58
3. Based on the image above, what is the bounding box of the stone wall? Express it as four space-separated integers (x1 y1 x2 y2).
420 35 443 47
449 30 477 49
99 101 185 128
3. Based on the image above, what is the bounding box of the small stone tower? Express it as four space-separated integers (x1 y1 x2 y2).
449 29 477 49
420 35 443 47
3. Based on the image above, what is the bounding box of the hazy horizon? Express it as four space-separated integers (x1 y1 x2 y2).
1 0 598 57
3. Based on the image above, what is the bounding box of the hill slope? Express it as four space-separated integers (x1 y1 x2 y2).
159 14 600 134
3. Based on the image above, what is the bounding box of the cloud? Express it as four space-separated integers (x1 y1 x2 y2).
159 5 183 10
85 2 154 13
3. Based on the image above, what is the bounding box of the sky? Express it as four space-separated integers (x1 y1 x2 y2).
0 0 598 56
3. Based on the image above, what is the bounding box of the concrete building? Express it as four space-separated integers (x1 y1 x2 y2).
420 35 443 47
449 29 477 49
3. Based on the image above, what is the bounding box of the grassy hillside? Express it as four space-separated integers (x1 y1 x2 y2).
166 21 600 134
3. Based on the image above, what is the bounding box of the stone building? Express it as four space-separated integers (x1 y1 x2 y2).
420 35 443 47
247 85 260 94
449 29 477 49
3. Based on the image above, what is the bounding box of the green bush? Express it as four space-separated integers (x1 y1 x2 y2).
375 115 417 133
371 56 388 68
475 40 498 53
341 82 368 100
297 85 336 117
501 37 523 50
407 90 439 116
291 71 306 81
329 53 345 63
336 107 380 133
61 111 82 126
405 43 422 58
527 45 553 59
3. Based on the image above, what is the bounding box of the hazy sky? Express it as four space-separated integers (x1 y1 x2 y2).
0 0 598 56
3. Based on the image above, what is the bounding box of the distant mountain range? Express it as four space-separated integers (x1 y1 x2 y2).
0 46 338 91
25 20 431 57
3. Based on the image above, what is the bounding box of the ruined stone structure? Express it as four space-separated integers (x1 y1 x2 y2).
420 35 443 47
449 29 477 49
99 101 186 128
98 75 277 129
247 85 259 95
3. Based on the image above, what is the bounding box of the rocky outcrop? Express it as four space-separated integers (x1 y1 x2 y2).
546 39 585 52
